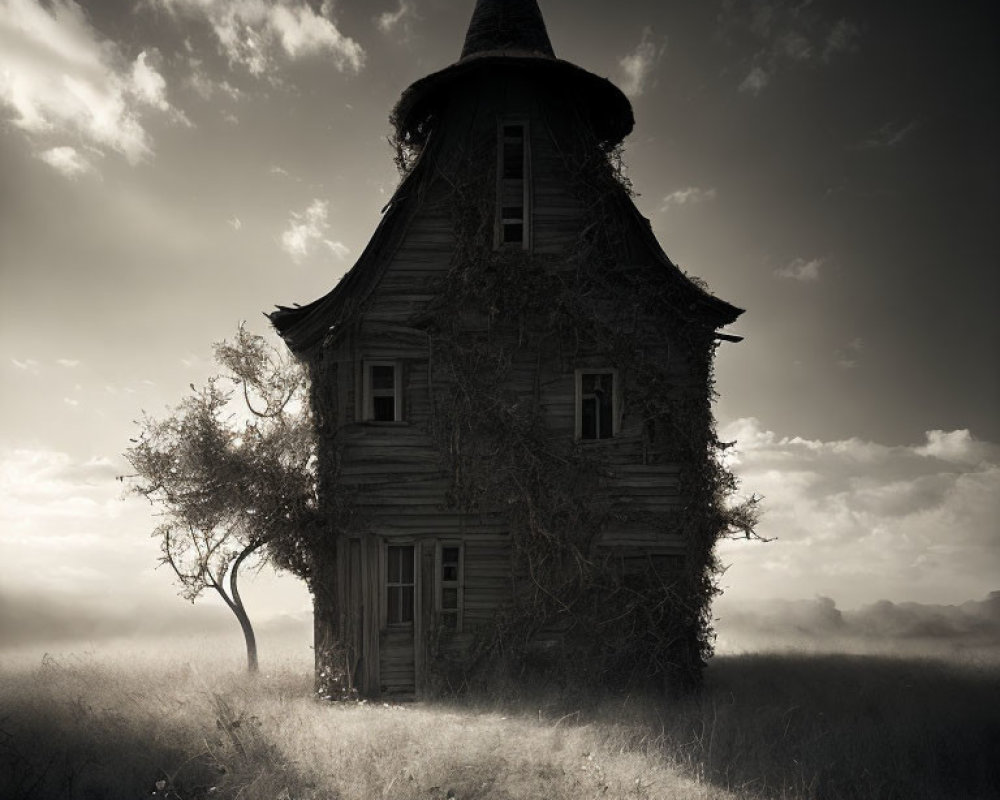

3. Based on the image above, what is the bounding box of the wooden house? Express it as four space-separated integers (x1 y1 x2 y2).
271 0 743 698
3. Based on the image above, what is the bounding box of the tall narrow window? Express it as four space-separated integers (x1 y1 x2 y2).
437 543 463 631
497 121 529 248
386 545 415 625
576 369 617 440
363 360 402 421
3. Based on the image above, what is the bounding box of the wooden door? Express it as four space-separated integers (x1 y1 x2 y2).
379 543 416 696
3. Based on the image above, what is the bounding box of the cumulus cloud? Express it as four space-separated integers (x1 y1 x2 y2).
774 256 823 281
717 418 1000 607
660 186 716 211
618 27 665 98
280 198 349 263
156 0 364 76
0 0 182 168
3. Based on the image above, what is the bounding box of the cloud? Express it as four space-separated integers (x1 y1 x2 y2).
660 186 716 211
227 216 242 230
858 120 919 150
156 0 365 76
774 256 822 281
618 27 665 98
717 419 1000 607
823 19 860 61
835 336 864 369
37 145 96 178
56 358 82 367
280 198 349 263
738 65 769 94
720 1 860 94
10 357 40 373
376 0 416 37
0 0 182 168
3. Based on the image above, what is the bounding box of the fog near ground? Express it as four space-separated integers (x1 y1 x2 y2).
4 584 999 669
714 591 1000 660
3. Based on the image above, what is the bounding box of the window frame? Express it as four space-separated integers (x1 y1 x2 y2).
574 368 620 441
382 542 416 628
361 359 403 422
435 540 464 633
495 118 531 251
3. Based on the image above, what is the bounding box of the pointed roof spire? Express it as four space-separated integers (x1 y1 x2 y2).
460 0 555 60
393 0 634 149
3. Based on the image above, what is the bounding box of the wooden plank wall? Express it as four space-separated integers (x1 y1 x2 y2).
319 77 705 695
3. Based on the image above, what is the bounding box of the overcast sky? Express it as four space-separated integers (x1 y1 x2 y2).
1 0 997 654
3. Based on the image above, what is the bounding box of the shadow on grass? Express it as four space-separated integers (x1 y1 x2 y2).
444 651 1000 799
491 652 1000 800
680 653 1000 799
0 655 315 800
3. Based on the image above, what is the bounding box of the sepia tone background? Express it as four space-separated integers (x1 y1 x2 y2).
1 0 997 658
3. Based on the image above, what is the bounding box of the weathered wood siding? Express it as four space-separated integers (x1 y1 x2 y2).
312 76 708 697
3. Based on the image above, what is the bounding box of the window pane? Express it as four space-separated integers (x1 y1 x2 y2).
400 547 414 584
503 141 524 179
503 124 524 139
371 365 395 390
442 546 459 564
442 588 458 610
581 373 613 440
387 585 401 623
442 565 458 582
441 613 457 630
581 396 597 439
400 587 414 623
501 205 523 222
372 395 395 421
387 547 400 583
503 223 524 243
598 382 614 440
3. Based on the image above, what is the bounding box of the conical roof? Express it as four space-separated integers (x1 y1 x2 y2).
393 0 633 149
460 0 555 59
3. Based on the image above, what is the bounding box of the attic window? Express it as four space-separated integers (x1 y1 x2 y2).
497 120 530 249
363 361 402 422
575 369 618 440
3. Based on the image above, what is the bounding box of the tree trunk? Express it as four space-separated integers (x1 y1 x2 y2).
230 542 261 673
213 540 264 673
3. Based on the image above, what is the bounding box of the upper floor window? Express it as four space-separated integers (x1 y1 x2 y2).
497 120 530 249
575 369 618 440
363 360 402 422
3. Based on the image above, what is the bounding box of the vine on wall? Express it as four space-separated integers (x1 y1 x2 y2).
415 109 758 693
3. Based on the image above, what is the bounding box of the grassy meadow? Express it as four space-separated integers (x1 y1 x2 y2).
0 641 997 800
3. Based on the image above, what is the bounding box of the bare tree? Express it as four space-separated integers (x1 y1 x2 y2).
124 326 318 672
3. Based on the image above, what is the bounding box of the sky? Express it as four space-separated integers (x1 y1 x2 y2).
1 0 998 656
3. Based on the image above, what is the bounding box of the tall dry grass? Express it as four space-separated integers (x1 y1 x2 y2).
0 644 997 799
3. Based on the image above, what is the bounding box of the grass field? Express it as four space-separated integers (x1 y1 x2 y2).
1 643 997 799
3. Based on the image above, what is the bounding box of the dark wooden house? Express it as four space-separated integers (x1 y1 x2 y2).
271 0 743 698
